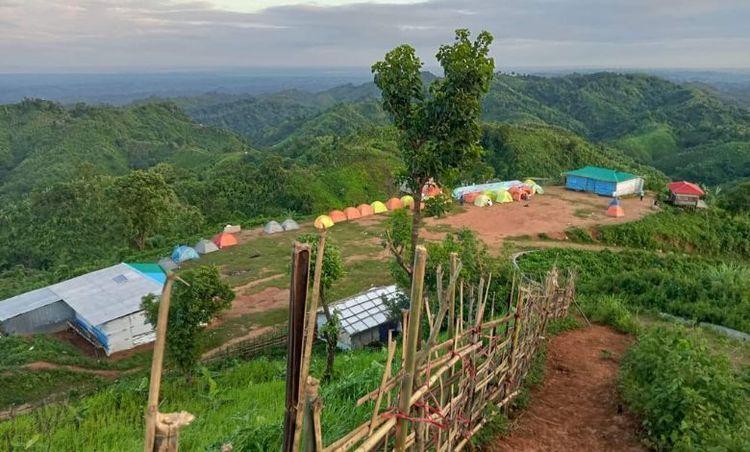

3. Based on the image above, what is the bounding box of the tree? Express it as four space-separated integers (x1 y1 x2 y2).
113 170 179 251
372 29 495 275
142 265 234 376
718 182 750 215
298 233 345 382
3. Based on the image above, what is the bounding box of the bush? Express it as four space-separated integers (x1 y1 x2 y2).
579 295 639 334
620 326 750 450
424 193 452 218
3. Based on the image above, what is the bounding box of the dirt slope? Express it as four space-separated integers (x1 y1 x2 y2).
489 325 645 452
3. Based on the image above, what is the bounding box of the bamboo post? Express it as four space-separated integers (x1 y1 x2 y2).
303 377 322 452
144 273 175 452
293 231 328 451
369 331 396 434
447 253 458 336
394 245 428 451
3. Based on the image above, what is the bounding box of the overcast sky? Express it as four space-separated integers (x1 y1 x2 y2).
1 0 749 72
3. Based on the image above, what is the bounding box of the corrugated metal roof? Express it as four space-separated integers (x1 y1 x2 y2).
563 166 639 183
320 285 403 336
0 263 163 326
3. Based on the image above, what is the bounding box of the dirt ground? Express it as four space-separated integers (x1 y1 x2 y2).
218 286 289 323
423 187 654 249
489 325 645 452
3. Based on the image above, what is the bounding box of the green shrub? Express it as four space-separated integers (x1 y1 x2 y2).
620 326 750 450
580 295 639 334
424 193 452 218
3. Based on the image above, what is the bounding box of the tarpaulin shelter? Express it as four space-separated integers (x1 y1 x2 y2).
223 224 241 234
474 194 492 207
495 190 513 203
357 203 375 217
564 166 643 197
371 201 388 214
386 197 403 210
400 195 414 208
314 215 334 229
329 210 347 223
524 179 536 186
281 219 300 231
213 232 238 249
344 207 361 220
453 181 523 199
172 245 200 264
264 220 284 235
194 239 219 255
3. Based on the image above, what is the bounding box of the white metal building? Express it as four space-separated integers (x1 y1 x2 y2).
317 285 404 350
0 263 164 355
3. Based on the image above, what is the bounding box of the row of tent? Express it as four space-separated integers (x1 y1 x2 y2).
315 195 416 229
264 218 300 235
459 179 544 207
159 227 244 270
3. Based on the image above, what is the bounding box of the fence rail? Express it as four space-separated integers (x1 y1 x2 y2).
202 328 289 364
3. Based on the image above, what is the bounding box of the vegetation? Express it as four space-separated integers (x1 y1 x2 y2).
620 326 749 450
142 266 234 375
373 29 495 270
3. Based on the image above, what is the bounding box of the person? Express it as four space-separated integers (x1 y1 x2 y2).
639 190 645 201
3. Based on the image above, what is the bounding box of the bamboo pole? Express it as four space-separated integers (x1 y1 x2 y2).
369 332 396 434
293 231 328 450
303 377 322 452
394 245 427 451
144 273 175 452
447 253 458 336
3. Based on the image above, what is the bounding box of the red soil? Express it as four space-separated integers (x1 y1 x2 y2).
489 325 645 452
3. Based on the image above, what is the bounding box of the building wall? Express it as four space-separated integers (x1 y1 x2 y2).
1 300 74 334
614 178 644 197
670 193 699 206
351 327 380 349
101 311 155 355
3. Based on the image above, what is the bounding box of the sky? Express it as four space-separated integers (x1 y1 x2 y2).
1 0 749 72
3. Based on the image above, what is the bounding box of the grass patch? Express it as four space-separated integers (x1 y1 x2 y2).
0 370 109 410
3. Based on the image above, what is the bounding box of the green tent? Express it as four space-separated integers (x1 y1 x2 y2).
474 194 492 207
495 190 513 203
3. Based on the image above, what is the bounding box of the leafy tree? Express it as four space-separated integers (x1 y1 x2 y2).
113 170 180 251
142 266 234 376
718 181 750 215
372 29 495 274
298 233 345 382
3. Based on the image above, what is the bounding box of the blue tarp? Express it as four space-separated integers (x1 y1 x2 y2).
565 175 617 196
171 245 200 264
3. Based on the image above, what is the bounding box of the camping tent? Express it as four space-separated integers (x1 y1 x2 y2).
264 220 284 234
606 198 625 217
357 203 375 217
281 219 300 231
213 232 238 249
531 184 544 195
194 239 219 254
172 245 200 264
400 195 414 208
343 207 361 220
314 215 334 229
564 166 644 197
158 257 179 272
495 190 513 203
371 201 388 214
463 192 481 203
223 224 241 234
386 197 403 210
509 186 533 202
474 194 492 207
329 210 347 223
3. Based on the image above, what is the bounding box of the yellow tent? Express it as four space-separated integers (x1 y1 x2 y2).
524 179 536 186
495 190 513 203
400 195 414 208
371 201 388 214
314 215 334 229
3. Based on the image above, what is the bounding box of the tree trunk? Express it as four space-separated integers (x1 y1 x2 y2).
409 183 425 272
323 336 336 383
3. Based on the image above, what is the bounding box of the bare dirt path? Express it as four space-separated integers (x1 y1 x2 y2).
489 325 645 452
20 361 126 378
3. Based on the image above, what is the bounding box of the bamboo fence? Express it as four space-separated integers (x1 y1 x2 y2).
300 248 575 451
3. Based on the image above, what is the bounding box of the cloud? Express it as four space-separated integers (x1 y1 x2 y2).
0 0 748 71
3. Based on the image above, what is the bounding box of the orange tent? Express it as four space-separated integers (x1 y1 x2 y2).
344 206 361 220
213 232 238 249
357 203 374 217
329 210 347 223
508 186 533 202
386 197 403 210
607 205 625 217
463 192 480 203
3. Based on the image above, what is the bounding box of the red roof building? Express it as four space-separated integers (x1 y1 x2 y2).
668 181 706 208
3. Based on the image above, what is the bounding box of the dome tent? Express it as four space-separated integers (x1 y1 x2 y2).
314 215 334 229
357 203 375 217
524 179 536 186
158 257 179 272
386 197 403 210
474 194 493 207
213 232 238 249
494 190 513 203
370 201 388 214
329 210 347 223
194 239 219 254
531 184 544 195
463 192 480 203
264 220 284 235
400 195 414 208
606 198 625 217
281 219 300 231
172 245 200 264
343 207 361 220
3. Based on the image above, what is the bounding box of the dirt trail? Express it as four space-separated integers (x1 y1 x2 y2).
21 361 126 379
490 325 645 452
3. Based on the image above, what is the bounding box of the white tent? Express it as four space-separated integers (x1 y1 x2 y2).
281 219 300 231
264 220 284 235
158 257 179 272
194 239 219 254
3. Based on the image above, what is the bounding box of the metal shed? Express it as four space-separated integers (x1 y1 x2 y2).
316 285 404 350
564 166 644 197
0 263 163 355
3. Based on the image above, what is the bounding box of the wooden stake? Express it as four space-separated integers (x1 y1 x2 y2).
394 245 427 451
144 273 175 452
303 377 322 452
369 331 396 434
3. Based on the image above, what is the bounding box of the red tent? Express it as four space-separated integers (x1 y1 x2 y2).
213 232 238 249
668 181 705 196
343 207 362 220
329 210 347 223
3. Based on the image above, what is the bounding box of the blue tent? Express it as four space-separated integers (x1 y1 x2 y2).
171 245 200 264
